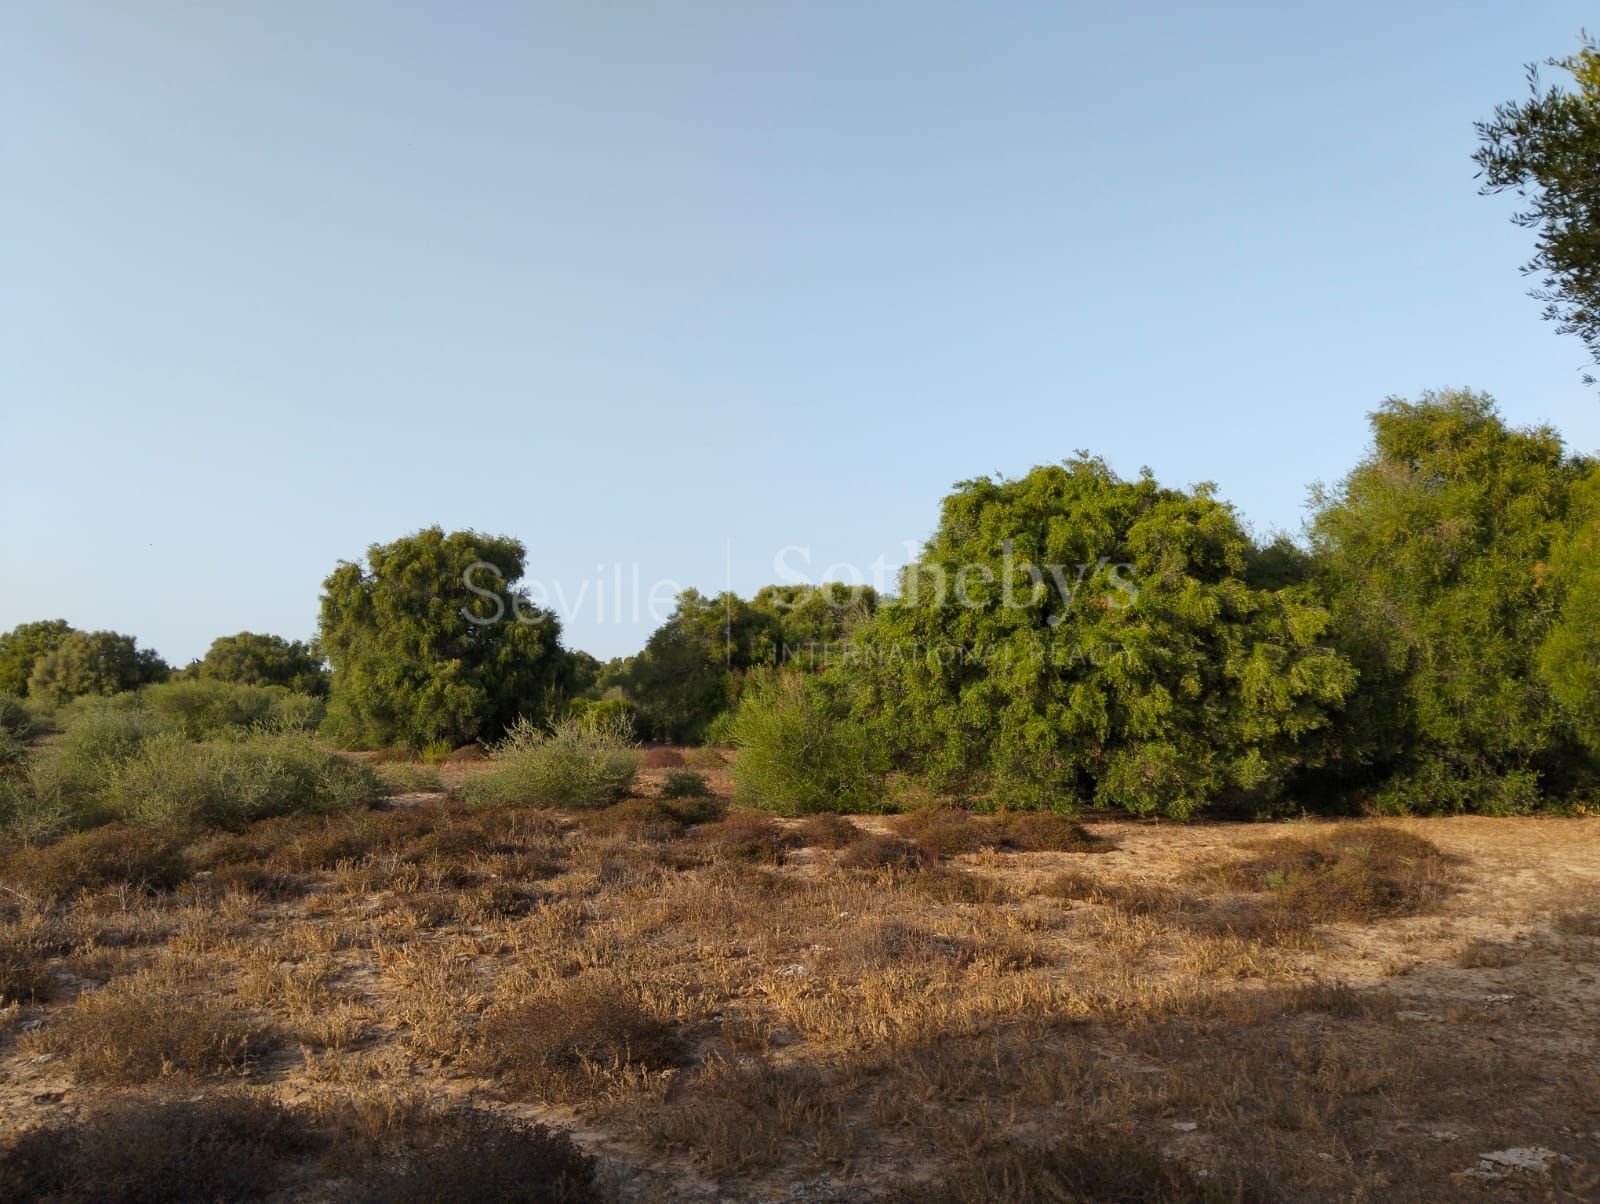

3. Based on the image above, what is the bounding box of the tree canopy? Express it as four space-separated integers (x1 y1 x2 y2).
185 632 330 696
1310 391 1598 812
0 619 74 697
27 629 170 704
1476 34 1600 381
850 457 1355 816
318 527 568 750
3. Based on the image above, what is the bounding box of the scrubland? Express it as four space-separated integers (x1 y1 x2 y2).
2 741 1597 1202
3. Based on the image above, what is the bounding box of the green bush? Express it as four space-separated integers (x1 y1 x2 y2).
465 717 640 810
0 694 30 741
100 731 381 828
139 679 323 739
567 695 639 737
660 768 712 799
728 673 877 816
849 455 1356 816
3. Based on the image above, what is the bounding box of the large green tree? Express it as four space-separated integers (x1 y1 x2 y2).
186 632 330 696
318 527 568 750
1310 391 1597 813
626 590 777 743
27 629 169 704
1536 464 1600 751
0 619 74 696
851 458 1355 816
1476 35 1600 381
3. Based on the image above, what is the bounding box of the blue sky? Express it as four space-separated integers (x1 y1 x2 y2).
4 1 1598 663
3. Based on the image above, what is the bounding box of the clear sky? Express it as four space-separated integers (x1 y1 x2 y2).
4 1 1598 664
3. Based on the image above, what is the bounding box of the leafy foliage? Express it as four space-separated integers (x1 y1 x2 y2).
318 527 569 750
1476 35 1600 381
1309 391 1598 812
185 631 329 695
464 716 641 809
1538 466 1600 751
0 619 73 697
139 679 324 739
729 672 878 815
851 457 1355 816
26 629 169 704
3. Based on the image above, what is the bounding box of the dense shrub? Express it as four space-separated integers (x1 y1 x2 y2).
1310 392 1600 812
100 731 381 828
464 717 640 810
0 825 191 897
566 695 639 736
728 673 877 815
0 1093 317 1203
0 693 31 741
319 527 570 751
660 768 712 799
138 678 323 739
850 457 1356 817
348 1109 600 1204
26 629 169 704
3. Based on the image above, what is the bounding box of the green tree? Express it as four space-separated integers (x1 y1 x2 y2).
626 590 778 743
318 527 568 751
749 583 880 667
850 457 1355 816
1476 34 1600 381
0 620 74 696
1310 391 1596 813
187 632 330 696
1538 465 1600 751
27 630 170 704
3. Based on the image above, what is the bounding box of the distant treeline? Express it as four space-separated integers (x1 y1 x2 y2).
4 389 1596 820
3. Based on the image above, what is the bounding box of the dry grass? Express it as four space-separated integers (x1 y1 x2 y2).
28 970 272 1084
890 806 1106 857
1 785 1598 1202
473 974 686 1103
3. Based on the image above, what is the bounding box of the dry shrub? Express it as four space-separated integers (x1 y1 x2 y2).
0 1092 317 1203
344 1107 600 1204
0 927 55 1004
795 812 863 848
690 811 799 864
473 975 684 1103
641 746 685 769
683 746 726 769
992 811 1104 852
837 834 929 871
1455 938 1518 968
34 971 272 1084
902 866 1014 905
1196 826 1455 922
891 807 1102 858
878 1133 1266 1203
1 825 189 898
1555 909 1600 936
640 1054 849 1175
586 795 726 842
584 798 687 842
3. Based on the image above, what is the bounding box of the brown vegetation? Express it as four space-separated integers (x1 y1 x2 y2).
1 781 1598 1201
